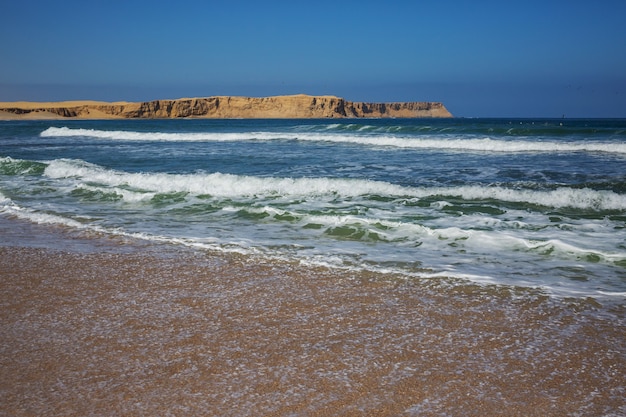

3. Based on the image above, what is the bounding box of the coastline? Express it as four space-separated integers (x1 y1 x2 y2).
1 214 624 416
0 94 453 120
0 100 127 121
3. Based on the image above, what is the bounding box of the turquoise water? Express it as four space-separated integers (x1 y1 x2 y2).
1 118 625 299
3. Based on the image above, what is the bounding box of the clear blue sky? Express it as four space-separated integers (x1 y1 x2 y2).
1 0 625 117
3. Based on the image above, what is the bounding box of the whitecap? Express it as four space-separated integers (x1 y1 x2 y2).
42 158 626 211
40 127 626 155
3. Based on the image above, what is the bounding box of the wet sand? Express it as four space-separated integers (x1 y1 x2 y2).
1 216 624 416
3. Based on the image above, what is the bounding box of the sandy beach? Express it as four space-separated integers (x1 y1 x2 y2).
3 0 624 413
0 215 624 416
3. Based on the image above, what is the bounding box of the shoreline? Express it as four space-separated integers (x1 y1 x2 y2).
1 214 624 416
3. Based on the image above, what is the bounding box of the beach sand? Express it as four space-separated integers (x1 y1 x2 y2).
1 216 624 416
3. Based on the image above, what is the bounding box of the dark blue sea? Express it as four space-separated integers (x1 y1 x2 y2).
1 118 625 300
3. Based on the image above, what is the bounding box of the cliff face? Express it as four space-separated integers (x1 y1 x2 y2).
0 94 453 119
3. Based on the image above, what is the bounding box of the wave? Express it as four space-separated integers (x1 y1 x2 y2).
244 205 626 256
0 191 87 230
41 127 267 142
40 127 626 155
0 190 10 206
300 120 626 137
5 165 626 299
5 183 624 268
43 158 626 211
3 188 625 298
0 156 47 175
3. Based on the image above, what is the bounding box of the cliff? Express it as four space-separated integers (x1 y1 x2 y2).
0 94 452 119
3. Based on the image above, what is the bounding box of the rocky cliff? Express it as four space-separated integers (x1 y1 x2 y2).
0 94 452 119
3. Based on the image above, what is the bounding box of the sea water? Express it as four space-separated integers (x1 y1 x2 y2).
1 118 625 299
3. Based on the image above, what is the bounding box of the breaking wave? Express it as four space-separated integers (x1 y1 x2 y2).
41 158 626 211
40 127 626 154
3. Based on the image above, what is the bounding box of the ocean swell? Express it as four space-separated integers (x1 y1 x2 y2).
42 158 626 211
40 127 626 154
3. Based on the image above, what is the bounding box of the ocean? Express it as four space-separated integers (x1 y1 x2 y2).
1 118 625 301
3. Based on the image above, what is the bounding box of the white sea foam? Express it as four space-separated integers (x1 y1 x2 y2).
43 159 626 211
43 159 410 198
40 127 626 154
423 185 626 211
41 127 268 142
3 184 624 299
0 198 91 230
0 190 9 206
248 203 626 263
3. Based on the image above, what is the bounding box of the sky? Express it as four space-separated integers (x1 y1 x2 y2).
1 0 625 117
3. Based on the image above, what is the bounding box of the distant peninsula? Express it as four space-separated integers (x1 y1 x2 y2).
0 94 452 119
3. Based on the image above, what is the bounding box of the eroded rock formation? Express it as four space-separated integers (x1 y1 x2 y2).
0 94 453 119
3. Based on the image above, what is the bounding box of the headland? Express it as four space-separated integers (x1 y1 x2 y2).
0 94 452 119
